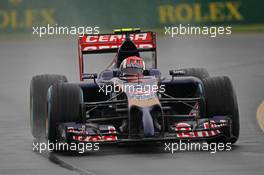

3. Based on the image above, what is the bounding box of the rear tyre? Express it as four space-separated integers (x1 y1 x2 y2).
30 74 67 139
177 68 210 80
203 76 239 144
47 83 84 144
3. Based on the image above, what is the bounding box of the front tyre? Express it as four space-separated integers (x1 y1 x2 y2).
203 76 239 144
46 83 84 144
30 74 67 139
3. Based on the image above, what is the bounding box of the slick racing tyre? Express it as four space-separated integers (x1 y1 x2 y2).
30 74 68 139
177 68 210 80
46 83 84 144
203 76 239 144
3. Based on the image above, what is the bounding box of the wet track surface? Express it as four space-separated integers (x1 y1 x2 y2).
0 34 264 175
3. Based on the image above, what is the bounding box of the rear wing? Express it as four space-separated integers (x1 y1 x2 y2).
78 30 157 81
78 31 156 54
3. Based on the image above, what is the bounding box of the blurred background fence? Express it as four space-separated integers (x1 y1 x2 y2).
0 0 263 35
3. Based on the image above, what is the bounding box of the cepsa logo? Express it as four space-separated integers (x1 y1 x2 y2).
85 33 149 43
82 33 154 51
159 1 243 23
0 0 56 30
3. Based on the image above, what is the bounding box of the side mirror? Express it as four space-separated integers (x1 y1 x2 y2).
143 70 150 76
113 70 121 77
148 69 161 78
169 70 185 76
82 73 98 80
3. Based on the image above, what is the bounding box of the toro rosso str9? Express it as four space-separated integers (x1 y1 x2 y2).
30 28 239 146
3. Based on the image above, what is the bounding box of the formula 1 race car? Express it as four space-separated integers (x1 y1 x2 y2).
30 28 239 146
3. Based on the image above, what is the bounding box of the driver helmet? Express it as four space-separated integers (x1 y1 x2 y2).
119 56 145 75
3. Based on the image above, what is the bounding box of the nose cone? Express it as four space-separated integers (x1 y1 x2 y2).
142 107 154 137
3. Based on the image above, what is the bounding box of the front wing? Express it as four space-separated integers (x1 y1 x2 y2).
57 116 234 143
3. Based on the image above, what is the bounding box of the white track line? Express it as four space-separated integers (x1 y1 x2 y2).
257 101 264 132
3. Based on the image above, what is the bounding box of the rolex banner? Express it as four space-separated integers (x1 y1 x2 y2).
0 0 263 34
